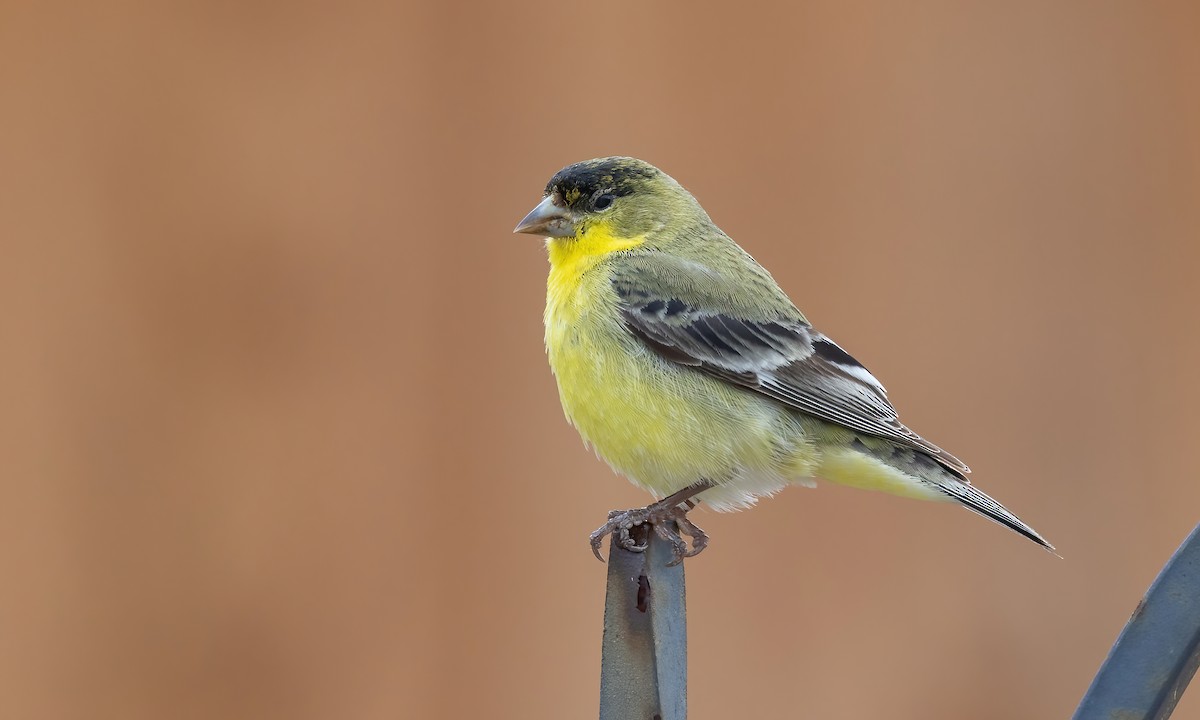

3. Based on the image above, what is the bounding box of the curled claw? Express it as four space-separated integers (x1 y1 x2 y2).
587 487 712 565
590 509 651 560
590 536 607 563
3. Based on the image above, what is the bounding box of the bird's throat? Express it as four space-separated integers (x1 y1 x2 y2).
547 222 645 269
546 222 645 305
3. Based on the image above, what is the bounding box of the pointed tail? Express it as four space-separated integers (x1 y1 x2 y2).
936 480 1057 554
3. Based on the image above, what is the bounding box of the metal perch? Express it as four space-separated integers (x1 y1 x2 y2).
1073 523 1200 720
599 527 688 720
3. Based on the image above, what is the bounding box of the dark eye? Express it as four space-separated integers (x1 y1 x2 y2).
593 193 615 211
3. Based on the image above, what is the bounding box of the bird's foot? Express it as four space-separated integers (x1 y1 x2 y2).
589 497 709 566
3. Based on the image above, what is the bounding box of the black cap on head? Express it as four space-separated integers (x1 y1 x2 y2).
545 157 661 210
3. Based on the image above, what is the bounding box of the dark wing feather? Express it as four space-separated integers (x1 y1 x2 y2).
614 279 970 475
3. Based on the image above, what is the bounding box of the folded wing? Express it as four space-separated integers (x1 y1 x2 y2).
612 261 970 476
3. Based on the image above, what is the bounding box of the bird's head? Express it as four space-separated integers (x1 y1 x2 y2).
514 157 706 242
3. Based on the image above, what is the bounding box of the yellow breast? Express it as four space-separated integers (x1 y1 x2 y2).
543 224 789 498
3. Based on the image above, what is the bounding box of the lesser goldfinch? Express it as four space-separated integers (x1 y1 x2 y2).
515 157 1052 563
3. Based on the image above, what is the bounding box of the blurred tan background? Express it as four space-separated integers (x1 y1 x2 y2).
3 1 1199 718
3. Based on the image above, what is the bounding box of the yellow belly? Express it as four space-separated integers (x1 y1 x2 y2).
544 250 814 507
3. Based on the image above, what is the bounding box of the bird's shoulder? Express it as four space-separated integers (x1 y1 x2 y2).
609 235 805 324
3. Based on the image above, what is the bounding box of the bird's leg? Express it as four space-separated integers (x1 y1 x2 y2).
589 480 715 566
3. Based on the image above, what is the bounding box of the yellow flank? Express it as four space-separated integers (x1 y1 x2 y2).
815 448 946 501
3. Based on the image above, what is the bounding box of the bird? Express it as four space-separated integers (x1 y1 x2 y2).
514 156 1053 564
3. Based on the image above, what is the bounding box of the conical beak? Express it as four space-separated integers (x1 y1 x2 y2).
513 195 575 238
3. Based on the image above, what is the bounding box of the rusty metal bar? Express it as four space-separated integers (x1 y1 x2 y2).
599 529 688 720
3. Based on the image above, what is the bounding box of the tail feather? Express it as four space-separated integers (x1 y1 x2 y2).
936 480 1056 553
